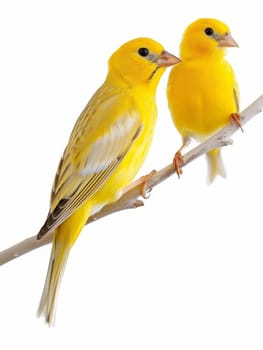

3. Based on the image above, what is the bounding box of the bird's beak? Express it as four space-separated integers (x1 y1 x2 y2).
156 50 181 67
217 33 239 48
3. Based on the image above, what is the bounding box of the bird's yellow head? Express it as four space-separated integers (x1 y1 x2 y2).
108 37 180 87
180 18 238 60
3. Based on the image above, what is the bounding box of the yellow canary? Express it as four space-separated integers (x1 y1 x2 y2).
167 18 239 182
37 37 180 325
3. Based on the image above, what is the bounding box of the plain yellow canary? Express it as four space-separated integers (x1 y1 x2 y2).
167 18 239 182
37 37 180 325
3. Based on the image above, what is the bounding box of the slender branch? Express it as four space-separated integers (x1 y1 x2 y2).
0 95 262 266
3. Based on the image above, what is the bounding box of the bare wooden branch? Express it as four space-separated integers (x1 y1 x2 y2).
0 95 262 266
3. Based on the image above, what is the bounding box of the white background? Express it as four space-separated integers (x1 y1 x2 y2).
0 0 262 349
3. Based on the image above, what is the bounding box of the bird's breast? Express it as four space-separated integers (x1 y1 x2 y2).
168 59 238 139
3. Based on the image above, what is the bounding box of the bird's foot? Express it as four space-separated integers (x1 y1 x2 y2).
140 170 157 199
230 113 244 132
123 170 157 199
173 151 184 178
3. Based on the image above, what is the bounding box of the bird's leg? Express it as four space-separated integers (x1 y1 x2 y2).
173 140 188 178
230 113 244 132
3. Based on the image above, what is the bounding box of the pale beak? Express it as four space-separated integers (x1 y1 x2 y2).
217 33 239 48
156 50 181 67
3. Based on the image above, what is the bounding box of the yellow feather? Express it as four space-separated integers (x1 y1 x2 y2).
167 18 239 182
37 37 180 324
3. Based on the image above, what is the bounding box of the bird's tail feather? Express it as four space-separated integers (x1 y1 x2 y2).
37 232 70 326
206 149 226 184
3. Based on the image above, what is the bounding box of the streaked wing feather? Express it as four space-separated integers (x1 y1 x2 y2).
37 119 142 239
50 85 120 210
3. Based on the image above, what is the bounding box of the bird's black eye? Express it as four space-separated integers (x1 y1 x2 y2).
138 47 149 57
204 27 214 36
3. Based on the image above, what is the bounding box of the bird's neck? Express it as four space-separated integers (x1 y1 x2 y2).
181 47 226 62
105 71 160 96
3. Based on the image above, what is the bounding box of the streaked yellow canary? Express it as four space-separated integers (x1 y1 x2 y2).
37 37 180 325
167 18 239 182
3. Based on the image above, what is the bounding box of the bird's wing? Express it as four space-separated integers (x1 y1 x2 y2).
37 89 142 239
